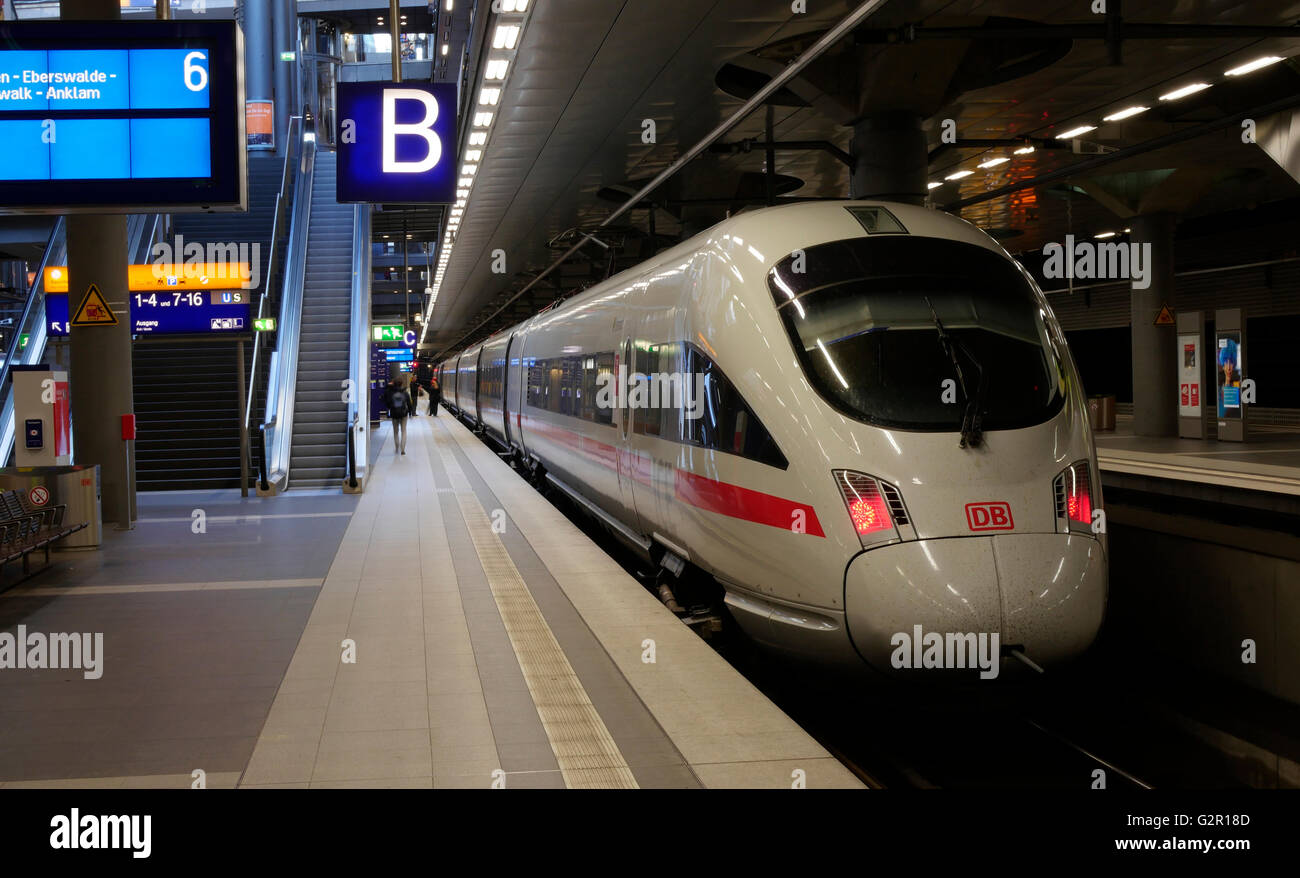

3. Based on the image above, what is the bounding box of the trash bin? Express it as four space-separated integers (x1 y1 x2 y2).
0 464 102 549
1087 395 1117 432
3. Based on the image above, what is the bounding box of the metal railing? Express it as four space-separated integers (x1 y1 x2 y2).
257 417 275 492
262 128 318 490
244 115 303 456
345 201 372 491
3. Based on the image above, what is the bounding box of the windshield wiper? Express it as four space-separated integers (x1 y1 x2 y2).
925 297 985 449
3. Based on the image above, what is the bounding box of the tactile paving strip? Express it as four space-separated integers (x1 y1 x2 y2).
436 438 638 789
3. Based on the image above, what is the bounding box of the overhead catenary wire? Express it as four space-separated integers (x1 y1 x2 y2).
435 0 893 358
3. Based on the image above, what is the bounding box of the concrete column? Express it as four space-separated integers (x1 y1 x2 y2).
272 0 298 154
1129 212 1178 437
60 0 134 525
849 112 928 205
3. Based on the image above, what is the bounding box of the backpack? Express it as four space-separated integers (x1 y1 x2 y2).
390 390 408 417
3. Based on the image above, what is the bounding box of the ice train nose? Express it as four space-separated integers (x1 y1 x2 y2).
844 534 1107 674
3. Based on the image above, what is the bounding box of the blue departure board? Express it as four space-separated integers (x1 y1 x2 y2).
0 21 245 214
46 289 251 336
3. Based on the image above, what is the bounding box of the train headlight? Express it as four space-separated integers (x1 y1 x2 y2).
1054 460 1095 535
833 470 903 548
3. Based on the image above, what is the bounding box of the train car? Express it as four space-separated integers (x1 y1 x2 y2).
476 331 512 446
456 346 482 424
453 200 1107 677
439 359 458 414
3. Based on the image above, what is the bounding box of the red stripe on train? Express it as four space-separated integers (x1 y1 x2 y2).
520 413 824 536
674 469 825 537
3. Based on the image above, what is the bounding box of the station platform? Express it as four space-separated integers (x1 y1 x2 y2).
0 412 860 789
1096 419 1300 497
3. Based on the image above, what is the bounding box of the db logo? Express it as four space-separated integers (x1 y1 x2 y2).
965 501 1013 531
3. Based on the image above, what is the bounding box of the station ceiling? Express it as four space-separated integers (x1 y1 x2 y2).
418 0 1300 353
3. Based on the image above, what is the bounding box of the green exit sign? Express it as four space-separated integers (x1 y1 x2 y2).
373 325 404 341
254 318 277 332
280 51 296 61
19 333 29 349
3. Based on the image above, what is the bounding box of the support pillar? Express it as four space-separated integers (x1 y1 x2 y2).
849 112 928 205
244 0 273 149
1129 212 1178 437
62 0 134 527
273 0 298 154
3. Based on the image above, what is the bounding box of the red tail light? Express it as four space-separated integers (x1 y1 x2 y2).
834 470 896 545
1055 461 1095 533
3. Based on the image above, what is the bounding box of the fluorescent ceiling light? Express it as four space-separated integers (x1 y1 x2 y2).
485 59 509 80
1014 145 1035 154
927 181 942 190
461 164 477 175
459 176 474 186
499 0 528 10
456 189 470 198
1094 231 1117 239
474 112 493 127
1103 105 1148 121
493 25 520 50
1225 56 1284 76
944 169 973 181
445 1 453 10
441 43 448 56
465 149 482 162
977 156 1009 168
469 132 487 145
1159 82 1210 101
1055 125 1096 139
479 88 500 105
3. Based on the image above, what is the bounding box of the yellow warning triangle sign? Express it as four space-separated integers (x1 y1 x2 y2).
71 283 118 327
1154 303 1175 326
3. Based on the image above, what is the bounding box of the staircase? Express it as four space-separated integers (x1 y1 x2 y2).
288 150 354 489
133 155 284 491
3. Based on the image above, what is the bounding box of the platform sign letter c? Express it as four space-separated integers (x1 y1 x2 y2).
382 89 442 174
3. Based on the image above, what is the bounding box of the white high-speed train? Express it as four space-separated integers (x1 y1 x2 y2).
439 201 1107 676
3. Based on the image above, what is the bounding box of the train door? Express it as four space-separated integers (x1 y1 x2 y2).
615 332 646 536
474 348 484 426
502 333 517 446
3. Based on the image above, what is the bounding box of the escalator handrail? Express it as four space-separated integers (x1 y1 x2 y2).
264 131 317 488
244 115 302 437
345 201 372 490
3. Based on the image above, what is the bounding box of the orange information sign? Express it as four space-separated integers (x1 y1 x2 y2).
1155 304 1175 326
44 264 252 293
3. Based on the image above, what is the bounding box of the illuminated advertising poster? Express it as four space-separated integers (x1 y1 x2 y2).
1216 331 1243 420
1177 333 1201 418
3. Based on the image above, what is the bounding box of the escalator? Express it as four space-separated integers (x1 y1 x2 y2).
286 150 355 489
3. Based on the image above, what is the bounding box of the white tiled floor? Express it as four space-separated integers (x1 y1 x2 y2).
239 414 863 790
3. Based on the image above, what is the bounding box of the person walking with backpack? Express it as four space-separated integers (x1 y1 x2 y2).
384 378 414 455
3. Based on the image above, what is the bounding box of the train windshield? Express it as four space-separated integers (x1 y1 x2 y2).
768 236 1067 432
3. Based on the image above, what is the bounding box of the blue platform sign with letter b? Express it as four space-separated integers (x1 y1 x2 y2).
336 81 457 204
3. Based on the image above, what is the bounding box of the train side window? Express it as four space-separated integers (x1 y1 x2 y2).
685 344 788 469
527 359 547 410
582 352 616 426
